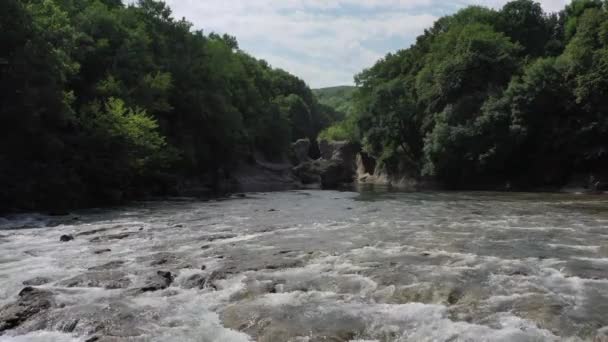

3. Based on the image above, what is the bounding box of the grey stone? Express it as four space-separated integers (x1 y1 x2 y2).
292 139 312 164
0 287 56 332
139 271 174 292
22 277 52 286
89 233 132 243
59 272 131 289
60 235 74 242
88 261 125 272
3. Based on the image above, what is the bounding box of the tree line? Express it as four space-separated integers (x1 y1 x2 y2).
324 0 608 189
0 0 341 212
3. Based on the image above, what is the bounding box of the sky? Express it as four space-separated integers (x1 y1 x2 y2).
162 0 570 89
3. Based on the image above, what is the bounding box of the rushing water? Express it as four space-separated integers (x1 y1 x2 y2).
1 190 608 341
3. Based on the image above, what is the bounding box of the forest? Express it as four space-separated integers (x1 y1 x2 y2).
0 0 341 212
323 0 608 190
3 0 608 213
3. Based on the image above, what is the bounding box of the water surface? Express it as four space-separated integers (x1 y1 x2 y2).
1 190 607 341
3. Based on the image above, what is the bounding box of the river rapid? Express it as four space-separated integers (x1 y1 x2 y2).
1 190 608 341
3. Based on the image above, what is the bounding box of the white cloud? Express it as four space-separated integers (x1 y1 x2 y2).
162 0 570 88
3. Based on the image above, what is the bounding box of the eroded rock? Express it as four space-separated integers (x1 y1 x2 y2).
48 302 147 341
139 252 180 267
182 273 210 290
59 272 131 289
76 227 113 237
292 139 312 164
139 271 174 292
22 277 52 286
0 287 56 332
293 159 351 188
88 261 125 272
89 233 132 243
93 249 112 255
202 233 237 242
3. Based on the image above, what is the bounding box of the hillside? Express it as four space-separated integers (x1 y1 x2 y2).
330 0 608 191
313 86 357 115
0 0 340 212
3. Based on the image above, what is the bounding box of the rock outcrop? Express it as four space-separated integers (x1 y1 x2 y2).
355 151 438 190
59 234 74 242
224 156 301 193
139 271 174 292
292 139 312 164
22 277 52 286
59 271 131 289
0 287 56 333
292 140 359 188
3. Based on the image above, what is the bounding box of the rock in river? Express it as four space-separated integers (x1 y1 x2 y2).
0 287 56 333
59 271 131 289
59 234 74 242
22 277 52 286
139 271 174 293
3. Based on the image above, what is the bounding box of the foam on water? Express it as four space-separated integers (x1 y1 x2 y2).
0 190 607 341
0 331 80 342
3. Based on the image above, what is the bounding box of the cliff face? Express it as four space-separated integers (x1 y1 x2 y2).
355 153 423 190
229 140 608 194
292 139 360 188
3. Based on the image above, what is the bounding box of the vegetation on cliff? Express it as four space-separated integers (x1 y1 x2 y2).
0 0 339 212
326 0 608 189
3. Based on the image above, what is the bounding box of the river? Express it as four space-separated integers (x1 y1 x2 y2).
0 190 607 341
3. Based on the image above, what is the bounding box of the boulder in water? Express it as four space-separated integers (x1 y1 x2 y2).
182 273 209 289
139 271 174 292
0 287 56 332
59 234 74 242
59 271 131 289
293 140 359 188
22 277 52 286
87 261 125 272
293 159 352 188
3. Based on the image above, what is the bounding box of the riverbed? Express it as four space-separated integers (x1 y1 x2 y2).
1 190 607 341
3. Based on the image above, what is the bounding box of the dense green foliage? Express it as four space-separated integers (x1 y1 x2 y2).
342 0 608 188
0 0 337 212
315 86 359 142
313 86 357 116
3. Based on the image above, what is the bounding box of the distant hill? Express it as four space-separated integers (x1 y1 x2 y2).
313 86 356 115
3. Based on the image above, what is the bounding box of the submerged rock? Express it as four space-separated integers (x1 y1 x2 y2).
49 302 147 341
139 271 174 292
0 287 55 332
93 249 112 255
139 252 180 267
89 233 132 243
88 261 125 271
75 227 113 237
182 273 209 290
202 233 237 242
59 271 131 289
22 277 52 286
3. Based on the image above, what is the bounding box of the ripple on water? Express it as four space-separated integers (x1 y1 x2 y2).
0 190 607 341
